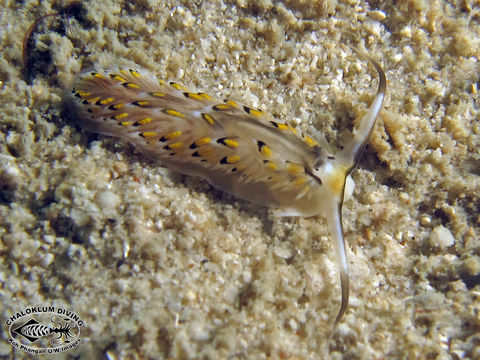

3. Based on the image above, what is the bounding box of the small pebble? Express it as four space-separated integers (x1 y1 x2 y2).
368 10 387 21
430 225 455 248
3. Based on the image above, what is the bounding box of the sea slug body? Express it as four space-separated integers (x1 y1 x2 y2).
67 54 386 329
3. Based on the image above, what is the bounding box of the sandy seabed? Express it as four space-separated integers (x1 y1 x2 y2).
0 0 479 359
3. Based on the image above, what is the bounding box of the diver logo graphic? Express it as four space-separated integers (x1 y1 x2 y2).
6 306 84 354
